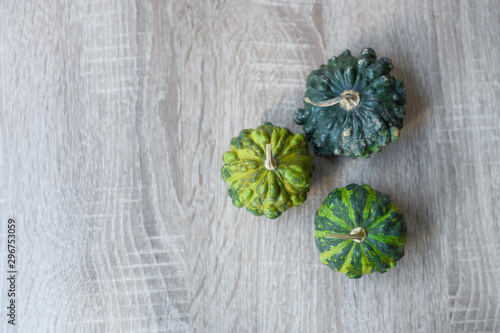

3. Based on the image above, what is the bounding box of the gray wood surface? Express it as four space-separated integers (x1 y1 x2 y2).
1 0 499 332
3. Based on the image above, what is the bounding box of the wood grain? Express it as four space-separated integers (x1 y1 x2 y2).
0 0 499 332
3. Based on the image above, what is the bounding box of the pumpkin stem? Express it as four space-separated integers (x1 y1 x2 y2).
264 143 277 170
325 227 367 243
304 90 361 111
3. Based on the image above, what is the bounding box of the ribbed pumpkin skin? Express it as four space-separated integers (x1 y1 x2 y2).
315 184 407 278
294 48 407 158
221 122 313 219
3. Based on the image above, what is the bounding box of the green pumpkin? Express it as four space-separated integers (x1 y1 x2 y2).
315 184 407 278
294 48 407 158
221 122 313 219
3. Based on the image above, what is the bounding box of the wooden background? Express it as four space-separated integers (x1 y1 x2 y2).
1 0 499 332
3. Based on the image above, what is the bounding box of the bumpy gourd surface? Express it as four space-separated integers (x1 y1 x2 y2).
294 48 407 158
221 122 313 219
315 184 407 278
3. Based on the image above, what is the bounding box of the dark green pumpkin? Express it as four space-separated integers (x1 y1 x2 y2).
221 122 313 219
294 48 407 158
315 184 407 278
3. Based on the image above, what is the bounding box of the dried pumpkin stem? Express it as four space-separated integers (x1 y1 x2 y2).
304 95 346 107
325 227 367 243
305 90 361 110
264 143 277 170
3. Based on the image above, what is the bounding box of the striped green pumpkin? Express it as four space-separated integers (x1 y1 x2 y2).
315 184 407 278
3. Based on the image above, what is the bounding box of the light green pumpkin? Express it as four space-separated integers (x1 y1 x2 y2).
221 122 313 219
315 184 407 278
